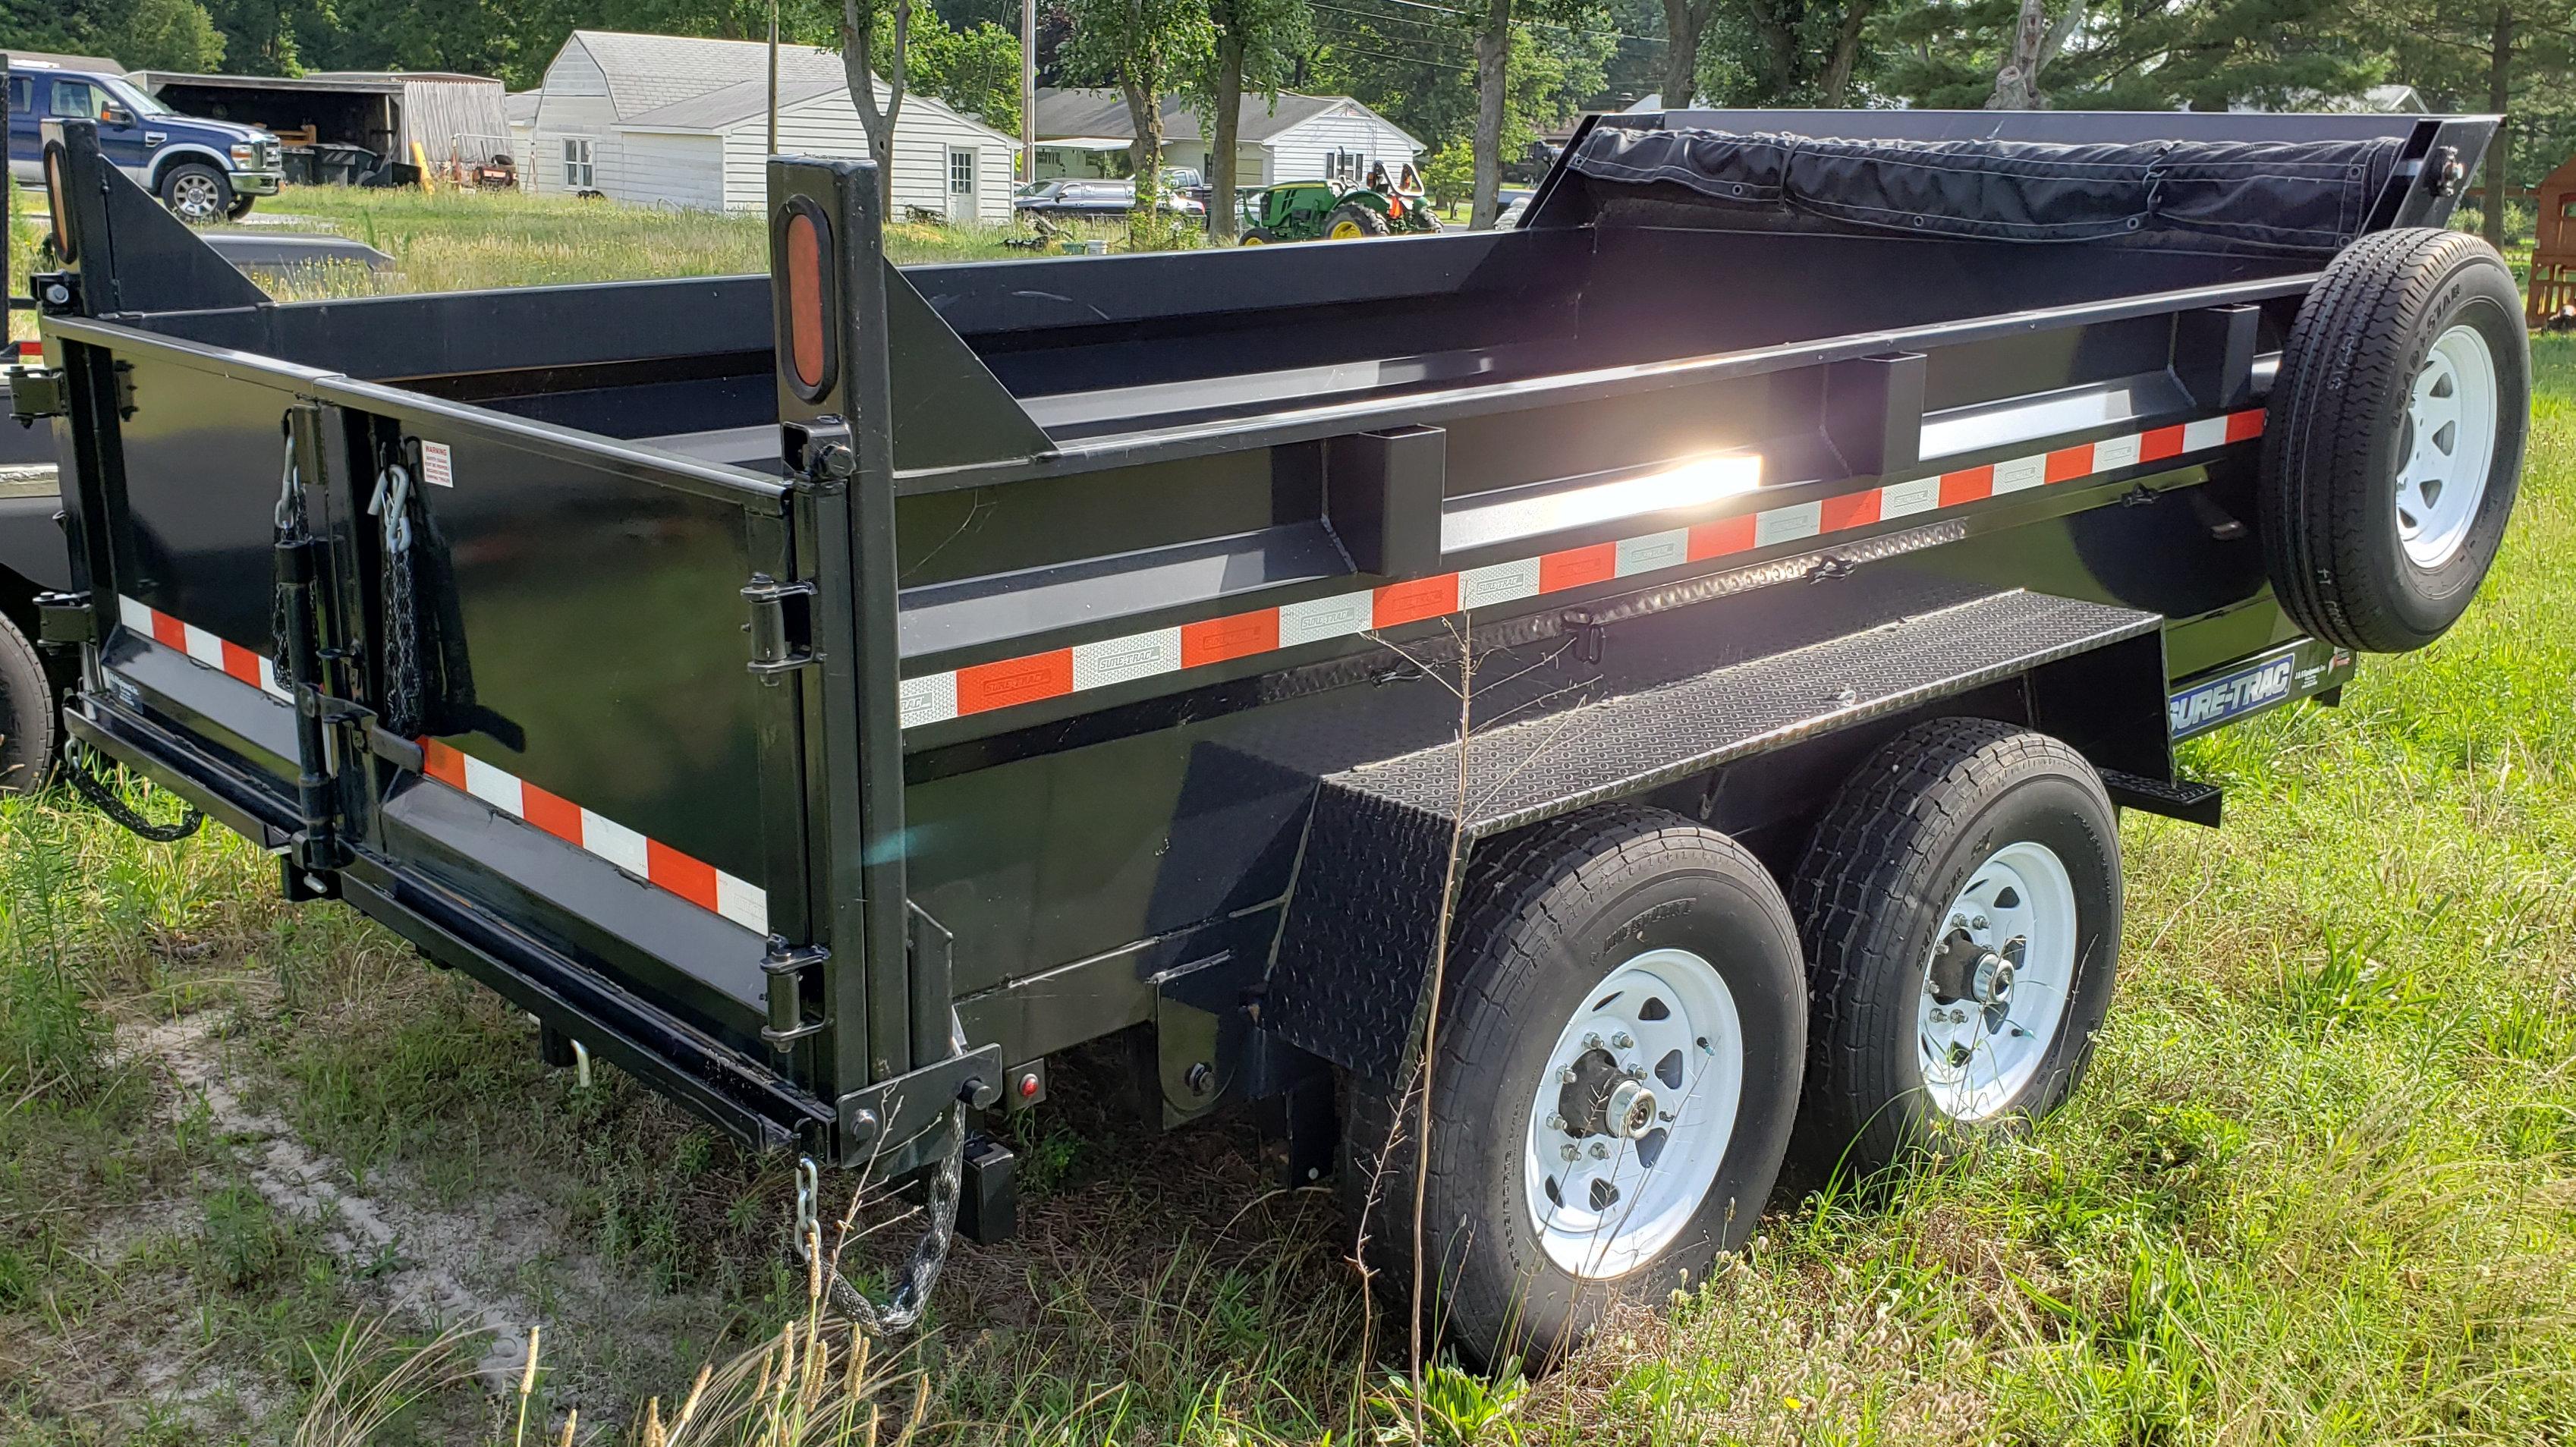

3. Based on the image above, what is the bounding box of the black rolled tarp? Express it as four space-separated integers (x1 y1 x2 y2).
1566 126 2405 255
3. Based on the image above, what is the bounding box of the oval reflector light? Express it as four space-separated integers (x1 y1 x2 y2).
785 210 826 393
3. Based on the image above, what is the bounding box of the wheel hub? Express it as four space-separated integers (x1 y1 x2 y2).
1521 949 1744 1279
1917 843 2077 1122
1604 1078 1659 1140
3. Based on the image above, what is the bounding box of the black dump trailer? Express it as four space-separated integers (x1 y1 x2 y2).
10 108 2525 1361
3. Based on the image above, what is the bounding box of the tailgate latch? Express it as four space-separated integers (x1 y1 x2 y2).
743 574 819 679
33 591 94 647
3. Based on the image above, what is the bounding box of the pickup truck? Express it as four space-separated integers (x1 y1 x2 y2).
11 107 2521 1365
7 52 282 222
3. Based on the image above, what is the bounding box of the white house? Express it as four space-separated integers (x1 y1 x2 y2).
1033 87 1422 188
527 30 1016 220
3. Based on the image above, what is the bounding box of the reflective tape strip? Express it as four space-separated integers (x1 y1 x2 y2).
417 737 766 936
116 595 290 702
104 593 767 936
898 407 2266 727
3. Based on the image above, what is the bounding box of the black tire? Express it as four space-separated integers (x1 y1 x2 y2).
0 611 60 794
1341 805 1807 1369
2261 228 2527 653
1325 203 1389 238
1791 719 2120 1181
1239 228 1279 245
225 193 257 220
159 162 234 225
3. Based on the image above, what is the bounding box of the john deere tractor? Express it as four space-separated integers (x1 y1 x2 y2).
1238 165 1443 244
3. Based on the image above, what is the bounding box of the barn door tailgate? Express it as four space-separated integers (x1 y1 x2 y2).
42 127 832 1153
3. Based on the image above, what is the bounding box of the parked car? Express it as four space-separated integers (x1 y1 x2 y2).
5 55 282 222
1015 178 1203 222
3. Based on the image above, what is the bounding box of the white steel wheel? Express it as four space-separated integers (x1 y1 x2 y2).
1792 718 2122 1180
2395 324 2500 570
1915 841 2079 1122
1521 948 1744 1279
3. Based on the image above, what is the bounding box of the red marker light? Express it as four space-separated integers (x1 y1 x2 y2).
784 209 826 394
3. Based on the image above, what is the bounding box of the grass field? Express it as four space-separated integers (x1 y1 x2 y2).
4 192 2576 1444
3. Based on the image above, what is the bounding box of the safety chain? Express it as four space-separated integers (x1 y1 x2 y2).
791 1021 970 1336
64 740 202 842
367 449 425 739
269 430 304 679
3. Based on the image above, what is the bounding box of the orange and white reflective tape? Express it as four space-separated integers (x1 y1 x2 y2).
898 408 2267 728
118 595 292 702
113 593 765 936
417 740 767 936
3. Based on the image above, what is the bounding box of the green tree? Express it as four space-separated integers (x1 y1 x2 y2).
1881 0 2384 113
1193 0 1310 240
2371 0 2576 246
113 0 229 71
202 0 326 71
1697 0 1886 105
910 6 1025 131
1421 138 1474 204
1062 0 1213 234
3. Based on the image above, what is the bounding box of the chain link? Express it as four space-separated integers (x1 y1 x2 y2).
269 431 303 679
64 741 203 842
366 455 424 739
795 1014 971 1337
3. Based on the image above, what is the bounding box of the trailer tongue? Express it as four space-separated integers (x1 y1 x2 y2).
12 105 2521 1364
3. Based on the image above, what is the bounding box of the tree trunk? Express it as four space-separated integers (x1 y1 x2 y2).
2486 2 2513 249
1743 0 1801 102
841 0 911 210
1819 0 1880 105
1988 0 2049 109
1124 74 1165 239
1470 0 1509 229
1211 33 1244 241
1986 0 2084 109
1657 0 1712 108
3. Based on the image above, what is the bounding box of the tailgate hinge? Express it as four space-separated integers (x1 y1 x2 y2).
744 574 819 680
7 366 66 423
760 938 832 1050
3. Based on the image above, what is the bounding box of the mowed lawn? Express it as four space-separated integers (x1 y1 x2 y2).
1 202 2574 1443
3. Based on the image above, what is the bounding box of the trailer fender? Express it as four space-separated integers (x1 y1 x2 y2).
1265 582 2174 1083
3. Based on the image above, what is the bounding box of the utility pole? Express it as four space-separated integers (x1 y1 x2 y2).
1021 0 1037 185
767 0 781 156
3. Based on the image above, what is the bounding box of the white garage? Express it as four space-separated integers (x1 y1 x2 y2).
527 30 1015 220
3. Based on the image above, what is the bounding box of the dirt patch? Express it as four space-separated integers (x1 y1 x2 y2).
115 1011 548 1387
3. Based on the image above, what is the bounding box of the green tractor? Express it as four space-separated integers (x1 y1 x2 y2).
1238 164 1443 244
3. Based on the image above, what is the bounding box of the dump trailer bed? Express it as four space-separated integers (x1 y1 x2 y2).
14 105 2521 1358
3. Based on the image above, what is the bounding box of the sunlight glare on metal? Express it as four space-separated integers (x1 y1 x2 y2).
1527 452 1765 534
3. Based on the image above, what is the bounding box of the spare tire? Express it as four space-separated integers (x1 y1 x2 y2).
2260 228 2527 653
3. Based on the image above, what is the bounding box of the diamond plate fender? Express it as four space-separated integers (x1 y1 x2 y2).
1265 586 2170 1082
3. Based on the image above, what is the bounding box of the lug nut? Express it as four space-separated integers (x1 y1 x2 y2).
1545 1112 1565 1131
1971 915 1989 931
1610 1031 1634 1049
1588 1141 1610 1159
1561 1143 1580 1162
1558 1065 1578 1084
1625 1063 1647 1080
1582 1032 1603 1050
